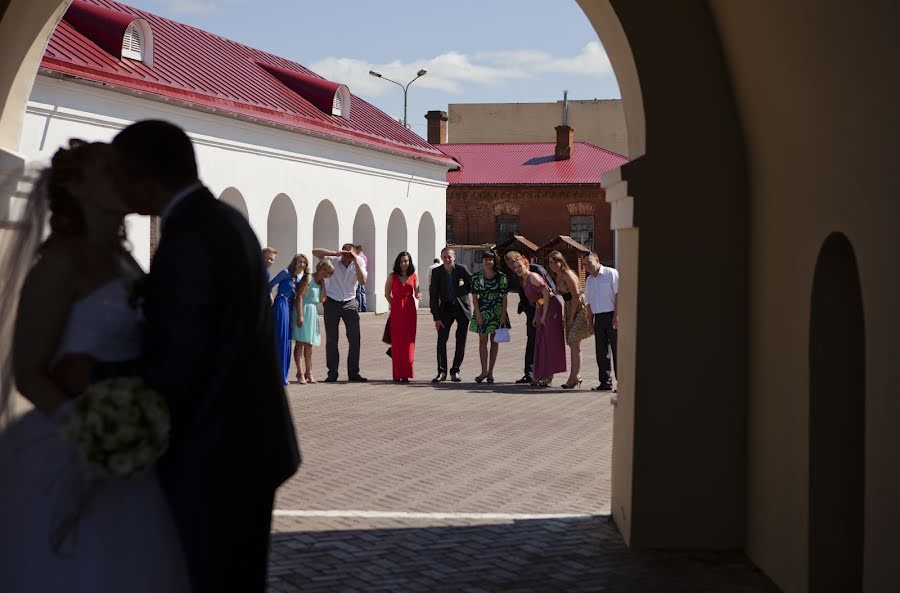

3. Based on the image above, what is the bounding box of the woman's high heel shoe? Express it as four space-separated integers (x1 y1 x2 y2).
475 373 487 384
487 375 495 384
562 377 583 389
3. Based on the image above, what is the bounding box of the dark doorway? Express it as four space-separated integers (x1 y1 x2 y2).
809 232 865 593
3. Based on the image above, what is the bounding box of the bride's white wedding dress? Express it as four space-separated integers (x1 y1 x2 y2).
0 274 190 592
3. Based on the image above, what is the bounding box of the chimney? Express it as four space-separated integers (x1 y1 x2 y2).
555 90 573 159
555 125 574 160
425 110 448 144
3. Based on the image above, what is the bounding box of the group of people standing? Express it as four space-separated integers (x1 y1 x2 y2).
429 247 619 391
263 243 619 392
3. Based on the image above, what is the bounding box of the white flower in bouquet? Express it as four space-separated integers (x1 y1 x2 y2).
59 376 170 480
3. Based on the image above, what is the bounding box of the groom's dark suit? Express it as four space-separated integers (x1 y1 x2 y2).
142 186 300 593
429 263 473 375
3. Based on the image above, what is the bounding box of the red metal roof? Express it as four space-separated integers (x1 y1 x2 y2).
41 0 455 167
440 142 628 185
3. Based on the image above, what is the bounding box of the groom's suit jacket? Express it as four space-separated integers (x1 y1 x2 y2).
142 186 300 587
429 263 473 320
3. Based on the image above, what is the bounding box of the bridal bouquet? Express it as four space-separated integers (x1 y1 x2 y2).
59 377 170 480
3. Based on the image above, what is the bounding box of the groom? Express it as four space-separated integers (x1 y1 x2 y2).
113 120 301 593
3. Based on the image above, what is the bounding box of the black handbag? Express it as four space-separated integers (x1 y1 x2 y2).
382 315 391 344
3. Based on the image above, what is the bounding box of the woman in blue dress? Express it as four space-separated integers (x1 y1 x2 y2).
292 259 334 383
269 254 306 385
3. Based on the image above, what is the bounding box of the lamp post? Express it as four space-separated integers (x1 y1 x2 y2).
368 68 427 128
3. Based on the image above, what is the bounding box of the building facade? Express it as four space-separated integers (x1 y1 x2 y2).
448 99 628 156
18 0 455 312
429 111 627 266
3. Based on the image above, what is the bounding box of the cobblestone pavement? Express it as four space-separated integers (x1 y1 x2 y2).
269 302 778 592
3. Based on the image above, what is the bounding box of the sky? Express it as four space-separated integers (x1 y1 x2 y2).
122 0 621 137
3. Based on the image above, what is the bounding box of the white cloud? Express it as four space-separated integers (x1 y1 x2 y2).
308 42 613 99
162 0 218 14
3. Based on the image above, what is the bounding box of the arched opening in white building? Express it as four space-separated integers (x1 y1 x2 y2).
417 212 436 308
386 208 407 273
266 193 297 274
312 199 339 265
352 203 377 310
219 187 248 219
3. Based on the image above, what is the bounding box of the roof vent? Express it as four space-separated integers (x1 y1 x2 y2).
258 62 351 119
63 0 154 67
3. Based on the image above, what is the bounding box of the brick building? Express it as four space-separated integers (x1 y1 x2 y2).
427 110 628 266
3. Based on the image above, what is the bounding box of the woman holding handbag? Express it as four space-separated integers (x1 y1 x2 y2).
547 250 592 389
469 250 509 384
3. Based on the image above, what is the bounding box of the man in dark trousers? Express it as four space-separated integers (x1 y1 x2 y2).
429 246 472 382
113 120 300 593
503 250 556 384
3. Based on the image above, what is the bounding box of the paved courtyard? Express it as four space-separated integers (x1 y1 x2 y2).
269 302 778 592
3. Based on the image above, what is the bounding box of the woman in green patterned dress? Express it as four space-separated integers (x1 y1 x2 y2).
469 250 509 384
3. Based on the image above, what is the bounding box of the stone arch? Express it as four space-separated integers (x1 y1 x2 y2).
266 193 297 273
312 199 339 264
417 212 437 307
566 201 595 216
353 204 376 308
493 200 520 216
219 187 248 219
386 208 407 271
809 232 865 592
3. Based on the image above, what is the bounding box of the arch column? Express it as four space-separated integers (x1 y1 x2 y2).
417 212 437 308
593 0 748 550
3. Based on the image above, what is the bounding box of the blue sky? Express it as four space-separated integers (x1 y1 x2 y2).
124 0 621 137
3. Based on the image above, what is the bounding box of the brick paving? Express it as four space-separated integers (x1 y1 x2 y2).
268 300 779 592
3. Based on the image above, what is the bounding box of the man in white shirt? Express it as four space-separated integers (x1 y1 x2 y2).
312 244 368 382
583 252 618 391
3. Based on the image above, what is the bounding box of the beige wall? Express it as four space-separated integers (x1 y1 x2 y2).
710 2 900 592
448 100 629 156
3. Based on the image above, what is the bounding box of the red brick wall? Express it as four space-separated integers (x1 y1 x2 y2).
446 184 613 263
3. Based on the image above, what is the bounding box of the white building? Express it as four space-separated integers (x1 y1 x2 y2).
18 0 454 312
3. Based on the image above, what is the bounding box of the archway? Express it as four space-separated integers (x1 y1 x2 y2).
809 232 865 592
312 199 339 265
353 204 377 310
386 208 407 274
417 212 436 307
266 193 297 273
219 187 248 219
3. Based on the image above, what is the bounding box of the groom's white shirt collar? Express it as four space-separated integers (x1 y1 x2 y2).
160 180 204 230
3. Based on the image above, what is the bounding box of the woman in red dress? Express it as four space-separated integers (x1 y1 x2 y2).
384 251 421 382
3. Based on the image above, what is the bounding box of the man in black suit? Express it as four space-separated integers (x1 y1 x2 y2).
429 246 472 382
503 251 556 384
113 120 300 593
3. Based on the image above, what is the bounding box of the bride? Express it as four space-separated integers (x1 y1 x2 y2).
0 140 190 592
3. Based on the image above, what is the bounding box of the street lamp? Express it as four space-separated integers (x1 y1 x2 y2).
368 68 428 128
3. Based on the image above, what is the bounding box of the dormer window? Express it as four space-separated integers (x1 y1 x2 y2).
122 23 142 60
332 86 351 118
120 19 153 66
257 62 352 119
62 2 154 67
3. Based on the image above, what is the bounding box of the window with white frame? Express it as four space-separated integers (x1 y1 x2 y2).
570 215 594 250
331 85 352 118
122 23 143 61
119 19 153 67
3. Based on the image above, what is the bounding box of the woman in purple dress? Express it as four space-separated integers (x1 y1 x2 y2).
507 251 566 386
269 254 305 385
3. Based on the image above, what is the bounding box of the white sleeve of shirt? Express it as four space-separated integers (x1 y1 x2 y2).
585 275 597 310
611 268 619 295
